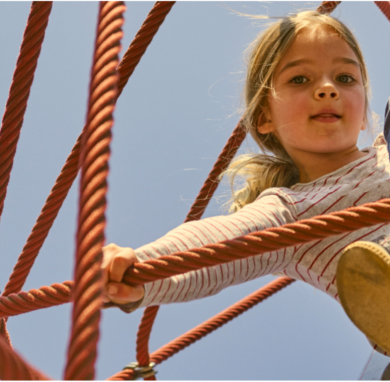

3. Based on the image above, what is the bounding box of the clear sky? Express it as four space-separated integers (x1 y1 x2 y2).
1 1 390 380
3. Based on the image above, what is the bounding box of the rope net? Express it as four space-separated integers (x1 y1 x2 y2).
0 0 389 379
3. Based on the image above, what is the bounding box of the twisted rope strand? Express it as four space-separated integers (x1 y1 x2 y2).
0 1 52 220
184 122 246 223
0 335 50 380
317 1 341 13
107 369 135 381
2 138 81 297
2 197 390 319
0 0 52 347
64 3 125 380
375 1 390 21
123 199 390 284
116 1 175 98
3 0 175 302
0 282 72 318
150 277 294 364
107 278 294 380
136 306 159 366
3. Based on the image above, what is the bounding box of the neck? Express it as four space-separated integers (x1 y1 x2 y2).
290 146 367 184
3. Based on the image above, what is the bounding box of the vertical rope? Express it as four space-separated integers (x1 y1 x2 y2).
64 2 125 379
0 1 52 221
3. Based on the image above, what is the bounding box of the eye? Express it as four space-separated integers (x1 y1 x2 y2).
338 74 355 83
290 76 308 84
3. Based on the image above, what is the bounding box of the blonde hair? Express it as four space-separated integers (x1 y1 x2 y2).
225 10 371 213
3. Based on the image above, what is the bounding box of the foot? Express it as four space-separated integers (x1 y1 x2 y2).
336 238 390 354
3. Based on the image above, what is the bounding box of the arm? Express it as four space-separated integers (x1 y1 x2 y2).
102 192 297 311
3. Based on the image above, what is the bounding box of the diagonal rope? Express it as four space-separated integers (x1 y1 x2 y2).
63 2 125 380
0 1 52 221
0 0 53 347
0 335 50 380
2 1 175 299
116 1 175 98
375 1 390 21
150 277 294 364
108 277 294 380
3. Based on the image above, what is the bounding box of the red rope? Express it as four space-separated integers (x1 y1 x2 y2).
2 1 176 301
3 195 390 319
0 335 50 380
317 1 341 13
117 1 175 98
0 282 72 318
108 277 294 380
0 0 52 347
150 277 294 364
0 1 52 221
185 121 246 222
136 306 159 366
375 1 390 21
122 198 390 285
64 3 125 380
107 369 135 381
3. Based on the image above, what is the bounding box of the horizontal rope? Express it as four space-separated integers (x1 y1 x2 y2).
123 198 390 284
3 196 390 318
0 282 72 318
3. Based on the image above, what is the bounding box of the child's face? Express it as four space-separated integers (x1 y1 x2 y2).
259 25 366 163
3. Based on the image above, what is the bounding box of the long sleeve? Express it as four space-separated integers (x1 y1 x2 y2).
135 192 298 308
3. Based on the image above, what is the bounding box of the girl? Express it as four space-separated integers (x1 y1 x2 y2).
102 10 390 353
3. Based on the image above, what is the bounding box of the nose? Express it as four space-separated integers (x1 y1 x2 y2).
314 81 339 100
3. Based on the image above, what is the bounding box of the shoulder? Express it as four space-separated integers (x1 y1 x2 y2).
286 145 390 220
249 187 300 222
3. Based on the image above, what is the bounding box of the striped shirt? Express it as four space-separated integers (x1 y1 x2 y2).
136 134 390 308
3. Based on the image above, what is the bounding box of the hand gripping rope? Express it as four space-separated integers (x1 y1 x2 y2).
0 1 390 380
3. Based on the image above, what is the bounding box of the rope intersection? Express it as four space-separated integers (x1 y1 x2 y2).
0 0 389 380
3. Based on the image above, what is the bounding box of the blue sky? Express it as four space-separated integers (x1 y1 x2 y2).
1 1 390 380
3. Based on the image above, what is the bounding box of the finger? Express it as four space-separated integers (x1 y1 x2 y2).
110 248 137 283
101 243 121 285
106 282 144 305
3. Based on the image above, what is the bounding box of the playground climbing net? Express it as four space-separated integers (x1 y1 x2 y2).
0 1 390 380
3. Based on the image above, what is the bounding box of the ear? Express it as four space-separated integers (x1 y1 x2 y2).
257 110 275 134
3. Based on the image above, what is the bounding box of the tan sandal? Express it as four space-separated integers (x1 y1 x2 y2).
336 241 390 354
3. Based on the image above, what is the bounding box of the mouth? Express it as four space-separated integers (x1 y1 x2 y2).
311 113 341 122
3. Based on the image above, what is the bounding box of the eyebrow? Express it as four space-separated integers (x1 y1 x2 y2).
278 57 360 76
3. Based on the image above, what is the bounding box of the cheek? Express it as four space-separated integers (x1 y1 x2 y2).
270 93 308 125
344 89 366 120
